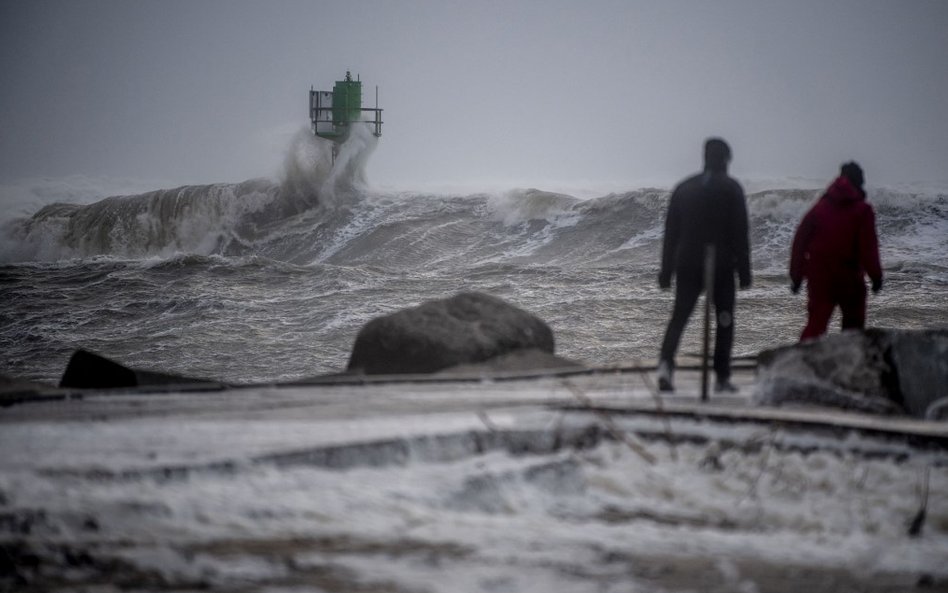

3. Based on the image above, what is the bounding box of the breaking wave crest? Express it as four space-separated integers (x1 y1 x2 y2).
0 127 380 263
1 155 946 285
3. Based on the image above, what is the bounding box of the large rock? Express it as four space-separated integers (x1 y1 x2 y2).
59 349 221 390
347 292 558 375
883 329 948 418
755 329 948 419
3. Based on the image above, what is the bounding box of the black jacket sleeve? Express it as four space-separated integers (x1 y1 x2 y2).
733 183 752 287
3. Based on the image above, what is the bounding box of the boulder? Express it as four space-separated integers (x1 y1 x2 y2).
882 329 948 418
59 349 221 390
347 292 559 375
755 329 948 418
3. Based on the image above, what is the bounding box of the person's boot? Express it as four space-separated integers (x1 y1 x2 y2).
714 376 738 393
657 360 674 392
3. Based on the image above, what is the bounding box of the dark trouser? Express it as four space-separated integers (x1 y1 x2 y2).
800 272 866 341
659 266 736 381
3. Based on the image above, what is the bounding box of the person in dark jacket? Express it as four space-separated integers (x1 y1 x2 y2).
657 138 752 393
789 162 882 340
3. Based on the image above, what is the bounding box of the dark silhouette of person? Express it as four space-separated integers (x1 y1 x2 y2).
657 138 752 393
789 162 882 340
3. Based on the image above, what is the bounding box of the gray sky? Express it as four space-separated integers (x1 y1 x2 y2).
2 0 947 189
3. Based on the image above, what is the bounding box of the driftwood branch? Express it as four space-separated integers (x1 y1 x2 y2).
908 465 931 537
561 378 656 465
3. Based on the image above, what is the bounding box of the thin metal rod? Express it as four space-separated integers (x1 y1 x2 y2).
701 245 715 402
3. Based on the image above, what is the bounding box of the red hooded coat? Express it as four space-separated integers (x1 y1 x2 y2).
789 176 882 338
790 176 882 286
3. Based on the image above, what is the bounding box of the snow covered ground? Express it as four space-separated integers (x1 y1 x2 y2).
2 369 946 592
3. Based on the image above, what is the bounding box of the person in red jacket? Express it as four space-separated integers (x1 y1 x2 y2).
789 162 883 341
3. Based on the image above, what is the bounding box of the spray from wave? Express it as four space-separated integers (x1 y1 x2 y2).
0 126 379 264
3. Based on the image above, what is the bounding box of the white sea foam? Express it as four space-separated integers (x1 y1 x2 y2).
0 175 174 224
486 188 580 226
1 392 944 590
0 126 383 263
617 224 664 250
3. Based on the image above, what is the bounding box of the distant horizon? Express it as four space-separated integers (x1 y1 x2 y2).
5 132 947 195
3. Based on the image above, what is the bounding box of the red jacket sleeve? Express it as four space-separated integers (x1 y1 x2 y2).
789 209 814 284
859 204 883 282
734 187 752 287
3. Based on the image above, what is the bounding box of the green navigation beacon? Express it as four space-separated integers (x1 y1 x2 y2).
309 71 383 162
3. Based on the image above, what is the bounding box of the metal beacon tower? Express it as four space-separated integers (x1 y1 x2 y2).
309 71 383 163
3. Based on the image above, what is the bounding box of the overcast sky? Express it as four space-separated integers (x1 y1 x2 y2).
2 0 947 190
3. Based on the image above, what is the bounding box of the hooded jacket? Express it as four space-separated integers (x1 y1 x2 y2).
789 176 882 286
660 169 751 286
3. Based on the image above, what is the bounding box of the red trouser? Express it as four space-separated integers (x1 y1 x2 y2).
800 271 867 340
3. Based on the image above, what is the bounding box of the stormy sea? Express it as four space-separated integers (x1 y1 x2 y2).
2 129 946 385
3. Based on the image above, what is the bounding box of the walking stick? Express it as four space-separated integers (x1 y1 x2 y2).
701 245 716 401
